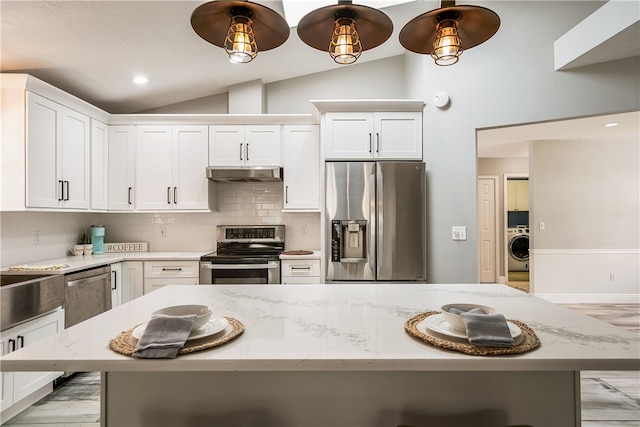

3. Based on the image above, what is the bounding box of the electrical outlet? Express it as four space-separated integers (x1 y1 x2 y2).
160 226 167 238
301 224 308 235
539 221 545 231
33 231 41 245
610 273 616 281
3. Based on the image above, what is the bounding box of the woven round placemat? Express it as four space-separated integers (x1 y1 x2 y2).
109 317 244 357
405 311 540 356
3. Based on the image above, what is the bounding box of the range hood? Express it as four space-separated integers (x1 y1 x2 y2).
206 167 283 182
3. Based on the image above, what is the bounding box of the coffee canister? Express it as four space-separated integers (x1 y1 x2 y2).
90 225 106 254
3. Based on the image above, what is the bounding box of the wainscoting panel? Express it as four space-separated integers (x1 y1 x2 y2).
531 249 640 303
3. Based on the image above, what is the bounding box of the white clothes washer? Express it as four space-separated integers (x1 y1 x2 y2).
508 227 529 271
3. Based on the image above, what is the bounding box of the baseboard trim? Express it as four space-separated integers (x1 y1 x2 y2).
534 293 640 304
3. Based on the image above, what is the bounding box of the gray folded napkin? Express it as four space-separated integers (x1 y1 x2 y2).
133 314 196 359
460 312 514 348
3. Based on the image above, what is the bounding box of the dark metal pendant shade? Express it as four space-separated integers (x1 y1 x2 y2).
297 2 393 52
191 0 290 52
399 4 500 54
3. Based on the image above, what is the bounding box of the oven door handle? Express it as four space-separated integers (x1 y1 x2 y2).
201 262 279 270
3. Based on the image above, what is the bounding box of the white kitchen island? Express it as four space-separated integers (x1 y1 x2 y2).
1 284 638 427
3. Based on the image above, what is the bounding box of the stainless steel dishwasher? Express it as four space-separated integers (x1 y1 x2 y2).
64 265 112 328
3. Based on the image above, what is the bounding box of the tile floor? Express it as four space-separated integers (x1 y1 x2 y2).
2 304 638 427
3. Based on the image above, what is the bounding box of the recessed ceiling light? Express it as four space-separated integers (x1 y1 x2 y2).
133 76 148 85
604 122 619 127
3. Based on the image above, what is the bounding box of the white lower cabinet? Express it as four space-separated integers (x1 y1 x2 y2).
1 309 64 420
110 262 123 308
143 261 199 294
110 261 144 306
281 259 321 284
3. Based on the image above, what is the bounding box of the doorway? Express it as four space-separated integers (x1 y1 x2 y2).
505 174 529 292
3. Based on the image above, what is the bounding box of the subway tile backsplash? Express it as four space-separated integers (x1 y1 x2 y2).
0 182 320 267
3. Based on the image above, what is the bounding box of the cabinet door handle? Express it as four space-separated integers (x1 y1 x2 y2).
162 267 182 271
17 335 24 349
369 133 372 153
376 133 380 153
174 187 177 204
65 181 70 201
240 143 243 160
58 180 64 201
167 187 171 204
112 271 117 290
8 338 16 352
285 186 289 204
246 143 249 161
128 187 133 205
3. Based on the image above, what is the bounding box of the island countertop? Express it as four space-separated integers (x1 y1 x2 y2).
1 283 638 373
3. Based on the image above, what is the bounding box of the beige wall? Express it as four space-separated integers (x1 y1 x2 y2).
531 138 639 249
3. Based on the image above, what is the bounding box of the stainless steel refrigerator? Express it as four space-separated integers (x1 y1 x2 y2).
326 161 426 282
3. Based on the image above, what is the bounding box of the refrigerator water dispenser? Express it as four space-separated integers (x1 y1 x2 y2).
331 220 367 263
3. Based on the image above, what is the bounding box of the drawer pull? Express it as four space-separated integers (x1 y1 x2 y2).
291 266 311 270
162 268 183 271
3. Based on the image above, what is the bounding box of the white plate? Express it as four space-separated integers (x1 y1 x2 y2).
132 317 229 342
422 313 521 341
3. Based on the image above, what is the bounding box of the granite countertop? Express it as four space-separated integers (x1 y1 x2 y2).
1 252 210 275
2 283 638 373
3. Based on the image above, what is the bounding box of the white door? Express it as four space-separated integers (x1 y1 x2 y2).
60 107 90 209
26 92 61 208
90 119 109 210
173 126 208 210
108 126 135 210
0 336 14 411
478 177 498 283
374 112 422 160
135 126 173 210
324 112 374 159
208 125 244 166
12 310 64 403
110 262 122 308
244 125 281 166
283 125 319 210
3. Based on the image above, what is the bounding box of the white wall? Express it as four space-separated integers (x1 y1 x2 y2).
266 56 407 114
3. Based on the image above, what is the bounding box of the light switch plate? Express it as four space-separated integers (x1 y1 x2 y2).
452 226 467 241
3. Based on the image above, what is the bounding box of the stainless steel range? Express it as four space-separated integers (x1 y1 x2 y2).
199 225 285 285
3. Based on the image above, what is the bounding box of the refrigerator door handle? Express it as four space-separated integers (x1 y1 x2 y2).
369 166 377 274
376 165 384 278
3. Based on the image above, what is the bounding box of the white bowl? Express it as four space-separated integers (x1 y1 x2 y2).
440 303 497 331
152 304 212 330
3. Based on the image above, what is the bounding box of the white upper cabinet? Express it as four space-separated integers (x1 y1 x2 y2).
324 112 422 160
27 92 90 209
282 125 320 211
209 125 281 167
507 179 529 211
108 126 135 211
172 126 209 210
90 119 109 210
135 125 208 211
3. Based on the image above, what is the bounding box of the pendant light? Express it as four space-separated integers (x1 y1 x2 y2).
297 0 392 65
399 1 500 66
191 1 289 64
